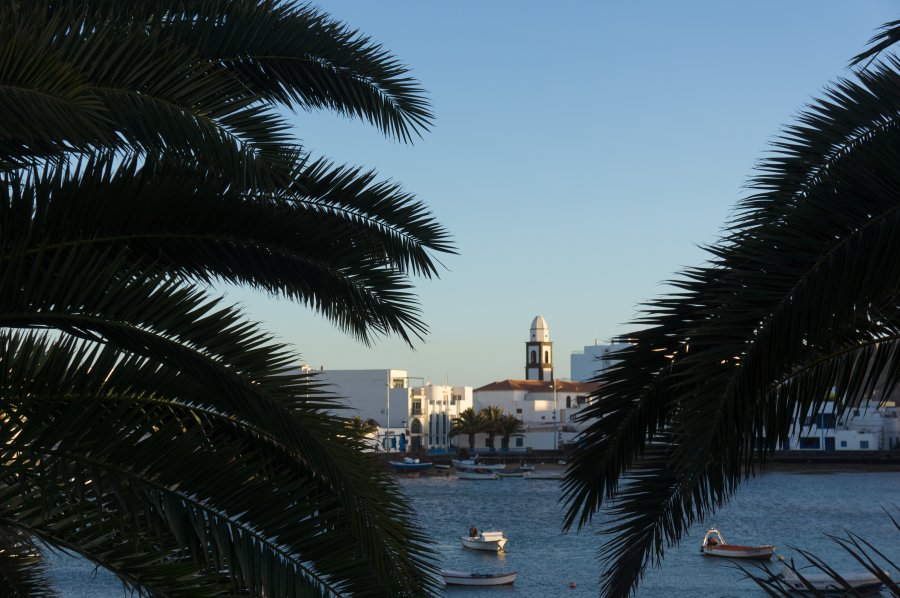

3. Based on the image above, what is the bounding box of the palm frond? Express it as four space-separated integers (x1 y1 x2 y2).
0 330 440 596
565 20 900 598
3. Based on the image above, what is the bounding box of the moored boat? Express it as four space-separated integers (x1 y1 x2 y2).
441 569 517 586
779 567 889 594
460 530 507 552
700 528 774 560
496 471 524 478
451 458 505 470
457 469 498 480
387 457 433 472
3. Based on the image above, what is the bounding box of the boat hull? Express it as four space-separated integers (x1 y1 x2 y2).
701 544 775 560
460 535 507 552
451 459 505 470
442 570 517 586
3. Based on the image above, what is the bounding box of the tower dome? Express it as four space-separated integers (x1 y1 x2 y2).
530 315 549 342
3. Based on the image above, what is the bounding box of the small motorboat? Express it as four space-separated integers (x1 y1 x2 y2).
519 462 536 472
457 469 498 480
388 457 433 472
496 471 524 478
460 530 508 552
523 470 564 480
442 569 517 586
779 566 889 594
451 458 505 470
700 528 774 560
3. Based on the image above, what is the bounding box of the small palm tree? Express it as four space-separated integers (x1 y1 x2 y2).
479 405 505 449
497 414 525 450
450 408 484 449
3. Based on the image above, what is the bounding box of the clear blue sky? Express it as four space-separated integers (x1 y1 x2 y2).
226 1 896 387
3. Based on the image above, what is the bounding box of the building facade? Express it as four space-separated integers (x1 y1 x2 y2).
409 384 473 452
785 401 900 451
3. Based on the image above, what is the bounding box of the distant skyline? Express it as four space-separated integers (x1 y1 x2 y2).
224 1 896 386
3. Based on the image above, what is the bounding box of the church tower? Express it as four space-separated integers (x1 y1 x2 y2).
525 315 553 381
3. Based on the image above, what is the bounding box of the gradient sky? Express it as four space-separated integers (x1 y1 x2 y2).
225 1 896 387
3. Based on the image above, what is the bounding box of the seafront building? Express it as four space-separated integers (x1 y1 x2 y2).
785 400 900 451
309 367 472 453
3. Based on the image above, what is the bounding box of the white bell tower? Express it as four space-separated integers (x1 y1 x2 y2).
525 315 553 381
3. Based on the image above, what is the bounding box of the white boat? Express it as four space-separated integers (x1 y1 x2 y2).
457 469 498 480
442 569 517 586
779 566 889 594
700 528 775 560
451 458 506 470
523 470 564 480
460 530 508 552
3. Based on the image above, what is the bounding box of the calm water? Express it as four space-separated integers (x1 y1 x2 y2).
51 469 900 597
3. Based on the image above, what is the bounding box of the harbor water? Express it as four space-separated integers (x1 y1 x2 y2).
50 468 900 596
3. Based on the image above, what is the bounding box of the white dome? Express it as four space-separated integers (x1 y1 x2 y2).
530 315 549 341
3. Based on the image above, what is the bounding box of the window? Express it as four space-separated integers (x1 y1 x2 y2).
391 378 405 389
860 440 870 449
566 396 571 408
516 408 522 414
544 350 549 362
840 441 847 448
515 437 524 447
530 350 536 364
798 437 820 450
541 416 545 420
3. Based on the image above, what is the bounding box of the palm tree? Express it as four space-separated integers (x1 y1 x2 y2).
497 414 525 450
479 405 505 449
564 18 900 598
450 408 485 449
0 1 450 595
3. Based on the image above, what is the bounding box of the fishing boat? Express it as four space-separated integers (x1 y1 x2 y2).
451 458 505 470
523 470 564 480
442 569 517 586
457 469 498 480
460 530 508 552
700 528 774 560
779 567 889 594
387 457 433 472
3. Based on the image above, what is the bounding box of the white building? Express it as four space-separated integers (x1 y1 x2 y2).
312 368 414 452
570 340 631 382
311 367 473 453
466 316 600 451
410 384 473 452
472 379 598 449
785 401 900 451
